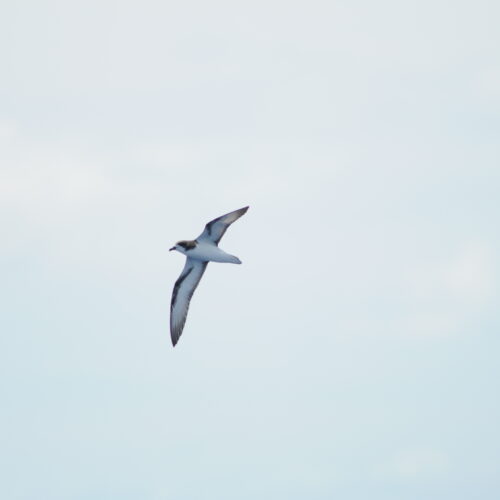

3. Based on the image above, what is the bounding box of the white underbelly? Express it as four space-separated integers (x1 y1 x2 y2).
188 244 238 263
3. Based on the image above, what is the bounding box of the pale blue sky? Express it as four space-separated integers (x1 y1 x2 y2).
1 1 499 499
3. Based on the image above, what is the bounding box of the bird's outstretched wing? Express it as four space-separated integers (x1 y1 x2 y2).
197 206 249 245
170 258 208 346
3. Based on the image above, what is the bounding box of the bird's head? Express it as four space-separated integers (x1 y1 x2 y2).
169 242 182 253
169 240 196 254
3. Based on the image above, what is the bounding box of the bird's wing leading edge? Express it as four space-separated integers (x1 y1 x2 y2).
197 206 249 245
170 258 208 346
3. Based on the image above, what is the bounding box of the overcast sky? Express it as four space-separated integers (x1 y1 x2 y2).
1 1 499 499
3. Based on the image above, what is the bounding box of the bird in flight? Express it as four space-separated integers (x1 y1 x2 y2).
169 206 249 346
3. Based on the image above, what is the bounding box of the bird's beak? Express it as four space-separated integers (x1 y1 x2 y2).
169 246 175 251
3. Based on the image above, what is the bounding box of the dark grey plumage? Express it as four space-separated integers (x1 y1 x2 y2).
176 240 197 250
198 206 249 245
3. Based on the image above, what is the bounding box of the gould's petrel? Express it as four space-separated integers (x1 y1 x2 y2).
169 206 249 346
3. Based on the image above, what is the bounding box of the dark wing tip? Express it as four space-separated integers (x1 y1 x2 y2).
231 206 249 215
171 325 182 346
231 206 249 220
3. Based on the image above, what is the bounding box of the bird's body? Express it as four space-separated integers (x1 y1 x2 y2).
174 240 242 264
169 206 248 346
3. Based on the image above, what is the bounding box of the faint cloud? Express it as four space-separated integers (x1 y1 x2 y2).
402 241 496 337
0 128 114 207
0 129 184 212
402 311 459 338
444 242 495 304
475 66 500 101
0 118 18 141
408 240 496 307
373 446 450 482
338 240 497 339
